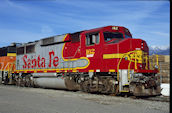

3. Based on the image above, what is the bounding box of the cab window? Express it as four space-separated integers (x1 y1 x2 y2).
124 29 132 38
71 32 81 43
104 32 123 42
86 33 99 46
125 34 131 38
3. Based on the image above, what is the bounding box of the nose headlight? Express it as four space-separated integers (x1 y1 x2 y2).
154 65 159 69
139 64 142 68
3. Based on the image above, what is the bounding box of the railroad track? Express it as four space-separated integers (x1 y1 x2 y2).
130 95 170 102
142 96 169 102
1 84 169 102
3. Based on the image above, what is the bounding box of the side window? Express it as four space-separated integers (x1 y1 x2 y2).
86 33 99 46
0 47 7 56
8 46 16 53
125 34 131 38
26 45 35 53
71 32 81 43
125 29 132 38
17 47 24 55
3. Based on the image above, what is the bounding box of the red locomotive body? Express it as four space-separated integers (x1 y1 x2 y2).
1 26 161 96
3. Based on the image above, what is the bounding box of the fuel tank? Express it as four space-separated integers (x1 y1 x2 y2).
32 73 66 89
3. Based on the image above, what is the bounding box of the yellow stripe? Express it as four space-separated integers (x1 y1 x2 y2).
56 70 60 72
89 70 94 72
103 54 123 59
103 50 144 63
120 90 129 92
7 53 16 56
109 69 115 72
72 70 77 72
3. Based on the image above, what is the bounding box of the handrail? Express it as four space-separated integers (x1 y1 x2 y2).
127 55 133 80
116 50 138 93
117 53 128 81
147 55 159 70
145 54 148 70
134 53 137 70
0 62 4 71
149 57 152 69
153 57 155 68
8 62 15 79
4 62 10 71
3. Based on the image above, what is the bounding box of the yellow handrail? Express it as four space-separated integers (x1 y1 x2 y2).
127 55 133 80
145 53 148 70
153 57 155 68
7 62 15 79
116 50 159 94
117 54 126 81
134 53 137 70
117 50 139 81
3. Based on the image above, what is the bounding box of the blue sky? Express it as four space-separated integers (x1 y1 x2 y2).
0 0 170 48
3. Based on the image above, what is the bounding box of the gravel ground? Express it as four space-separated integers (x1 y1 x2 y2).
0 85 169 113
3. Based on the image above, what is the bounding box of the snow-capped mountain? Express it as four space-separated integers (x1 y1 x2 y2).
149 45 170 55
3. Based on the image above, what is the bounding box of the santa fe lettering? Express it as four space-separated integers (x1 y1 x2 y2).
22 50 59 69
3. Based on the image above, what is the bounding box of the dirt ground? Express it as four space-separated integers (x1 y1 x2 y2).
0 85 169 113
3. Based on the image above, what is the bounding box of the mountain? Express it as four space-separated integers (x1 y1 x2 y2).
149 46 170 55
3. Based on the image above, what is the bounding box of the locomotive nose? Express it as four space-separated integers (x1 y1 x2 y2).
141 40 149 53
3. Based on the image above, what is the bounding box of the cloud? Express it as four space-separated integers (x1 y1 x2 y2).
0 0 170 48
0 28 48 47
5 0 27 10
151 31 169 37
41 25 54 35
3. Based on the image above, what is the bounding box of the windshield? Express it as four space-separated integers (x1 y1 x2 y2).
125 34 131 38
104 32 123 42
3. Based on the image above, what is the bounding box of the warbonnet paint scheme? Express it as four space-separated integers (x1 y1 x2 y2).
0 26 161 96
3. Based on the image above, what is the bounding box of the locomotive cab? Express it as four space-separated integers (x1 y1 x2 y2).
80 26 136 72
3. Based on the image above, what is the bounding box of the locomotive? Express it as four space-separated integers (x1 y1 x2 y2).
0 26 161 96
0 44 16 84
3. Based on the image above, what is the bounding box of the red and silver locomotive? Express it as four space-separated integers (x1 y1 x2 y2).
0 26 161 96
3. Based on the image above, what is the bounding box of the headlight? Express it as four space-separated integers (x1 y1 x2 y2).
154 65 159 69
139 64 142 68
